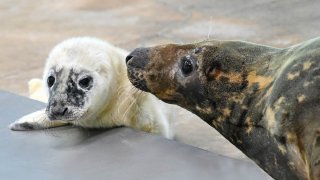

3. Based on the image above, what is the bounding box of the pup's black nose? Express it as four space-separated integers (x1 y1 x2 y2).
126 48 149 69
49 106 68 120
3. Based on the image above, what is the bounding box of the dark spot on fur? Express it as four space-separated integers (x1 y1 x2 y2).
278 136 287 145
66 70 86 107
49 67 63 96
252 82 260 91
311 67 320 76
315 136 320 146
20 122 34 130
211 101 217 109
238 109 248 125
220 76 230 83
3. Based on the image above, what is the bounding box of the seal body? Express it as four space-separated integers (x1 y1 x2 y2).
126 37 320 179
10 37 173 139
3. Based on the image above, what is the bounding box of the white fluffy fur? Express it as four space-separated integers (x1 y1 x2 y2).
9 37 173 139
28 78 47 103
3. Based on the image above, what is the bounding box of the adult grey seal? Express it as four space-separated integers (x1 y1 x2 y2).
126 37 320 179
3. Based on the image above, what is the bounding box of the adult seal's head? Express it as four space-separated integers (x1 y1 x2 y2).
126 38 320 179
43 37 116 122
126 42 249 113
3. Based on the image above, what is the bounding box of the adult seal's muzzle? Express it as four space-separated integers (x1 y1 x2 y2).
126 47 150 92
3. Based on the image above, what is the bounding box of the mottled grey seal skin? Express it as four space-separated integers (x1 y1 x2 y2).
126 37 320 180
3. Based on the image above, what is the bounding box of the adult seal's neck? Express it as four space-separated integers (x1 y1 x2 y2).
210 41 285 119
196 40 285 128
191 42 301 179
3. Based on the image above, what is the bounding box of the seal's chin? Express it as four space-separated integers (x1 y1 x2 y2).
127 69 150 92
47 114 77 122
131 79 150 92
46 110 84 122
161 98 178 104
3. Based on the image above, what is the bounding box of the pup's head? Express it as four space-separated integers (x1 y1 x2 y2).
43 37 120 122
126 41 248 116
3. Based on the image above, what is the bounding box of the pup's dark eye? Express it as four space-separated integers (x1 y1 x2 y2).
47 76 55 88
79 76 93 89
181 57 194 75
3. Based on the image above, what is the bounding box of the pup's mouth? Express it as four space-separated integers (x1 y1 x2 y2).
46 107 79 122
47 114 77 122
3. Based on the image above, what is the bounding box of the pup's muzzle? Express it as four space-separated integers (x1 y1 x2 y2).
46 98 72 121
47 104 68 120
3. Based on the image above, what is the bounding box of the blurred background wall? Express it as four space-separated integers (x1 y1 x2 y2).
1 0 320 96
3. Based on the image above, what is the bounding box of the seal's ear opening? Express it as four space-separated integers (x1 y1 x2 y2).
205 62 222 81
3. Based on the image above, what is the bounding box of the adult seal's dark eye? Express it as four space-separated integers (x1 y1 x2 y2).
47 76 55 88
181 57 194 75
79 76 93 89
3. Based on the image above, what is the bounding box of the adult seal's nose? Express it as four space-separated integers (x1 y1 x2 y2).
126 47 149 69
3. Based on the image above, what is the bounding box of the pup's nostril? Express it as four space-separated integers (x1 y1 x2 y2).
62 107 68 116
125 55 133 64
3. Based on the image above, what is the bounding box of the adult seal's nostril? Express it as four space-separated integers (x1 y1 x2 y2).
125 55 133 64
125 47 150 69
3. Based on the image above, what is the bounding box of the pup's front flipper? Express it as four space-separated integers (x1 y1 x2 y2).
9 109 68 131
